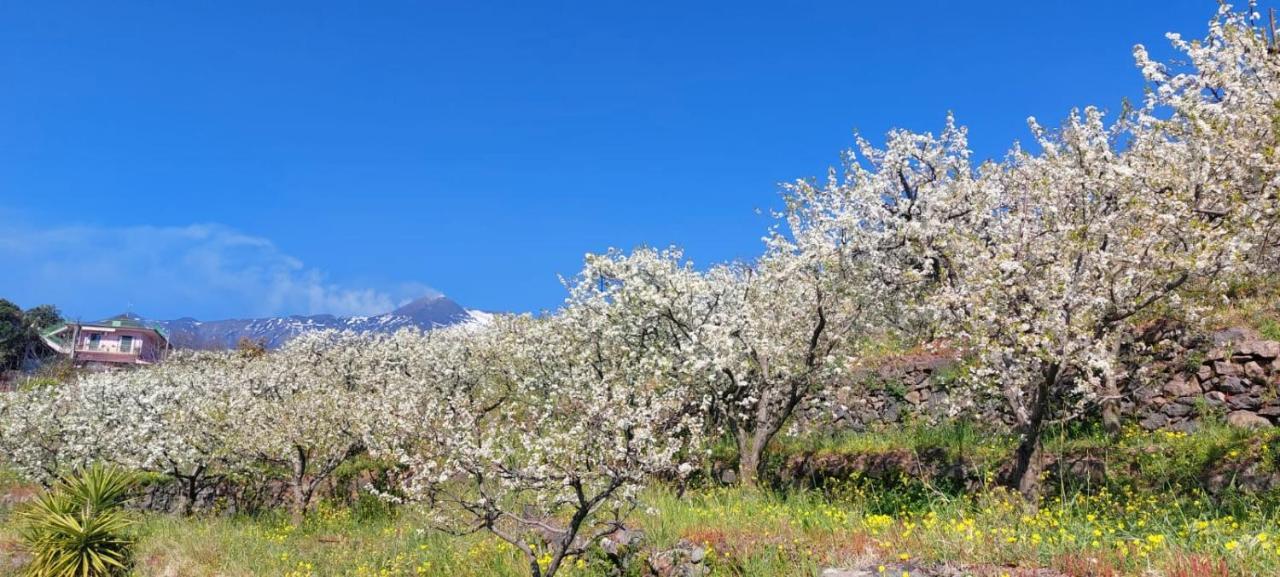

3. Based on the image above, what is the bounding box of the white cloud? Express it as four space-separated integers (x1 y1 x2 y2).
0 219 436 319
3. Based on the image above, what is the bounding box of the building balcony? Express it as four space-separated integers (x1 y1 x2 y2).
72 348 155 365
76 345 140 356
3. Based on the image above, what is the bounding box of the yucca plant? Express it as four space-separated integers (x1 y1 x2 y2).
19 465 138 577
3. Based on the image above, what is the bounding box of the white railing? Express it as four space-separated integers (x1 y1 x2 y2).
76 344 139 355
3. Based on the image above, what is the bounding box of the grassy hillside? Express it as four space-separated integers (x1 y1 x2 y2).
3 422 1278 577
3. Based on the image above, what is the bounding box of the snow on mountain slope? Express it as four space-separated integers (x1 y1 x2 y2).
462 309 494 327
148 295 496 349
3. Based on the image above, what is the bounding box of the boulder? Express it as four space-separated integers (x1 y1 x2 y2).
1134 384 1163 404
1238 340 1280 359
881 402 901 423
1139 413 1168 431
648 540 710 577
1205 391 1228 406
1162 375 1201 397
1196 364 1214 382
1214 361 1241 377
1206 460 1280 495
1219 376 1249 395
1212 327 1262 347
1161 403 1193 417
600 527 646 571
601 528 644 556
1228 395 1262 411
1170 420 1199 434
1226 410 1273 430
1244 361 1268 382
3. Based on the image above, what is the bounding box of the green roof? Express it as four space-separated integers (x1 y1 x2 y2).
42 316 170 342
96 315 150 329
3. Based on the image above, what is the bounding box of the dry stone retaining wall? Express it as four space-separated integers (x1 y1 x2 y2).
806 326 1280 433
1129 327 1280 431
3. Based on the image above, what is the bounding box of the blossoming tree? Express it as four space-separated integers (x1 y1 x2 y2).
371 309 701 577
238 330 389 523
0 383 77 486
573 241 880 487
779 4 1279 499
91 352 255 514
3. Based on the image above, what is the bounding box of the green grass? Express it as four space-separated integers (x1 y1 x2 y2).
5 483 1269 577
2 423 1280 576
1208 279 1280 340
1259 318 1280 342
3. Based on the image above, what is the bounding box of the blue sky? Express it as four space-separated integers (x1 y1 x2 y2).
0 1 1215 320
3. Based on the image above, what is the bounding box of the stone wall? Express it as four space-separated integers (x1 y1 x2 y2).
804 325 1280 433
1128 326 1280 431
804 351 980 432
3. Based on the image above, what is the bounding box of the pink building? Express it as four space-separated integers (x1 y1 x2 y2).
40 317 171 367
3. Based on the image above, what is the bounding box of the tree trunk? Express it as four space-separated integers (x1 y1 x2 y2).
737 434 763 488
175 464 207 516
180 475 198 516
290 482 313 526
737 422 783 489
1006 367 1056 501
1099 381 1123 437
1010 425 1045 501
290 446 311 525
1099 339 1124 437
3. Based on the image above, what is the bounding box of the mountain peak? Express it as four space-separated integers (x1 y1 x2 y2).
391 295 469 325
148 294 490 350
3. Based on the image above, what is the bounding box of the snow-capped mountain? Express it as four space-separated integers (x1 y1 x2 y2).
146 295 493 349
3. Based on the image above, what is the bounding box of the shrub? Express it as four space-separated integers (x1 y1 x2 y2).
19 465 137 577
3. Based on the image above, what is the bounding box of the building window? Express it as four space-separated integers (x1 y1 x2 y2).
120 335 134 353
87 333 102 350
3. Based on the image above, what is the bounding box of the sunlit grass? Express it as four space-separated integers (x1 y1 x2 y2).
90 484 1280 577
2 423 1279 576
